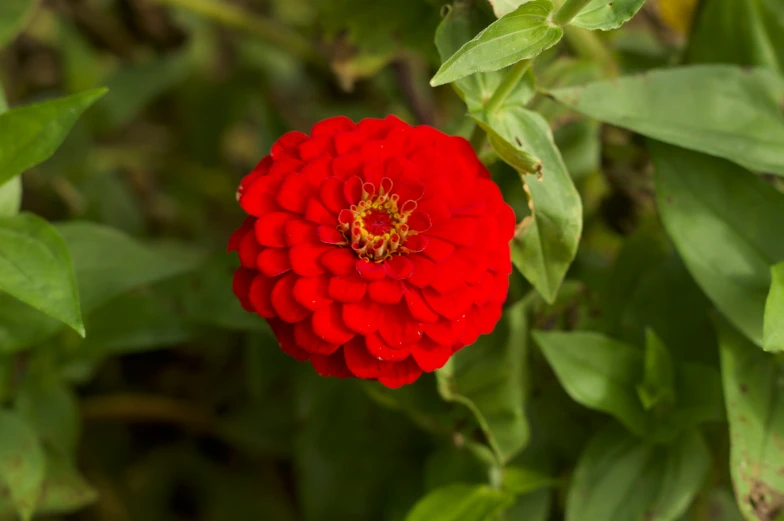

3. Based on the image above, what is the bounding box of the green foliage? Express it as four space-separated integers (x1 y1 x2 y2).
0 214 83 336
0 0 782 519
550 66 784 176
431 0 563 86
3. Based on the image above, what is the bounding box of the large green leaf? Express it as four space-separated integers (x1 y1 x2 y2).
436 300 529 464
566 425 710 521
764 262 784 351
503 489 551 521
404 484 514 521
550 65 784 176
0 410 45 521
571 0 646 31
535 330 723 440
534 330 649 436
0 88 20 217
435 0 535 112
477 108 581 303
637 330 675 411
0 0 35 48
431 0 562 86
57 222 201 312
0 88 107 186
0 213 84 336
687 0 784 73
34 451 96 516
718 318 784 521
652 141 784 347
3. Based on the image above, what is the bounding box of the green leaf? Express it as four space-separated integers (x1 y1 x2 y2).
717 318 784 521
0 213 84 336
480 108 581 303
435 1 536 112
534 330 649 436
502 466 557 495
637 329 675 410
0 0 35 48
652 141 784 347
0 410 45 521
550 65 784 176
687 0 784 73
566 425 710 521
57 221 201 312
431 0 563 86
0 88 107 186
404 484 514 521
764 262 784 351
0 178 21 217
436 299 529 464
571 0 646 31
504 489 551 521
35 451 96 516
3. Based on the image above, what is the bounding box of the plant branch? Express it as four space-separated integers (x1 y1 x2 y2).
552 0 593 26
485 59 532 114
148 0 317 63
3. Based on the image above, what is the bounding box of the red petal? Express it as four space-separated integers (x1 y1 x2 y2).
248 274 277 318
403 285 439 323
312 305 355 344
328 274 367 303
228 217 254 252
319 177 349 213
343 176 363 205
498 204 516 241
472 272 495 305
403 235 428 253
271 273 311 323
289 243 331 276
407 255 436 288
416 197 451 225
368 279 403 304
343 337 383 379
376 357 422 389
232 268 255 300
294 320 340 355
269 156 304 177
310 350 352 378
304 198 337 225
428 217 478 246
342 301 381 334
317 225 346 245
407 212 432 233
256 212 296 248
459 308 482 346
276 174 315 213
378 305 423 348
284 220 318 246
334 131 368 155
331 152 363 179
424 317 465 345
423 285 473 320
320 248 357 276
412 336 453 372
239 232 261 268
492 272 510 303
269 319 310 361
292 276 333 311
384 256 413 279
299 136 334 161
429 254 471 294
271 131 308 159
366 333 411 362
477 303 503 335
311 116 356 137
356 259 386 281
422 236 455 263
451 200 486 217
258 248 291 277
301 155 332 185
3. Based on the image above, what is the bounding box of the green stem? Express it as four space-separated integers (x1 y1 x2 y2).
149 0 316 62
485 59 532 114
552 0 593 26
469 123 487 152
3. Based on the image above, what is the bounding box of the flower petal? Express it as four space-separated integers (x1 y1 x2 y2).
328 274 367 303
320 248 357 276
403 285 439 323
342 301 381 334
412 336 452 372
311 116 356 137
289 243 331 276
422 285 473 320
248 274 277 318
276 173 315 213
384 256 413 279
366 333 411 362
294 320 340 355
378 305 423 348
292 277 332 311
312 305 355 344
368 279 403 304
310 350 352 378
407 255 436 288
284 219 318 247
271 273 311 323
256 212 296 248
376 357 422 389
304 198 337 226
319 177 349 213
356 259 386 281
258 248 291 277
269 319 310 361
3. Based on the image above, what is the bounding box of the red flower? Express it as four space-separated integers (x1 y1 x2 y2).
229 116 514 388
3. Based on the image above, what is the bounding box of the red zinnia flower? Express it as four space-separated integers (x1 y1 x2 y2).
229 115 514 388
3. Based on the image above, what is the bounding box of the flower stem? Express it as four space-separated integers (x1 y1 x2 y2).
484 59 532 114
564 26 618 76
469 123 487 152
552 0 593 26
149 0 316 63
